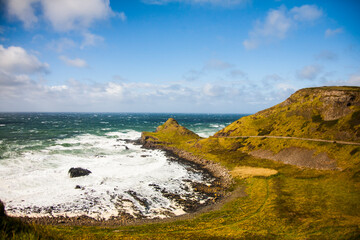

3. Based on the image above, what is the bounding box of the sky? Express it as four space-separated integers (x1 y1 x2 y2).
0 0 359 113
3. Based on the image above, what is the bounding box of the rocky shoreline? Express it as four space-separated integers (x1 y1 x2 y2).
141 139 233 189
8 138 235 227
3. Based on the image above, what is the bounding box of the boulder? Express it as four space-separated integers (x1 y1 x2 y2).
68 167 92 178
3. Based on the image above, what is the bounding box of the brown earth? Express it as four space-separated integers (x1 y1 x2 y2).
250 147 338 170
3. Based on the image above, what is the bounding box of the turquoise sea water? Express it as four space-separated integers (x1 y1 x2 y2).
0 113 244 219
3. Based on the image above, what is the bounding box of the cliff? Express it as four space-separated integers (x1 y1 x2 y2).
215 86 360 142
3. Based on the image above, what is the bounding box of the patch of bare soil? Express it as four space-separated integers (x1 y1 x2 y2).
250 147 337 170
231 166 278 178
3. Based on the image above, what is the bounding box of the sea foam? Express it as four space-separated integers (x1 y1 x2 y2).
0 131 213 219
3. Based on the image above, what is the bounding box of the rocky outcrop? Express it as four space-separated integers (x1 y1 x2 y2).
141 118 201 145
155 118 200 137
68 168 92 178
284 87 360 121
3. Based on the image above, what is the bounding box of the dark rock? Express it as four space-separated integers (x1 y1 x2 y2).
75 185 82 189
68 167 92 178
0 200 5 217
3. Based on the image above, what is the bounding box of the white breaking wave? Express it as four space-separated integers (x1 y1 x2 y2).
0 131 212 220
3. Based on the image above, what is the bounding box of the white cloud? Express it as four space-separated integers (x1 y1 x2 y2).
81 32 104 49
59 56 88 68
290 5 323 22
243 7 291 49
40 0 112 31
325 28 343 38
49 85 68 91
243 5 322 49
5 0 39 28
297 65 322 80
0 45 49 74
143 0 248 7
5 0 124 31
106 82 124 97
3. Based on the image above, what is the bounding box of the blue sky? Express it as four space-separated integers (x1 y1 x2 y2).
0 0 359 113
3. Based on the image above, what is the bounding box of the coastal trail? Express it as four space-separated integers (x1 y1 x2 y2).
215 135 360 146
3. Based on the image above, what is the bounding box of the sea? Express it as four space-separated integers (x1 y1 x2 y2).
0 113 245 220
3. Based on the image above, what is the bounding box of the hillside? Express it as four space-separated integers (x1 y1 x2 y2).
215 86 360 142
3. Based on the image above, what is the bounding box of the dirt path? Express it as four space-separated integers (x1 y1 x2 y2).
218 135 360 146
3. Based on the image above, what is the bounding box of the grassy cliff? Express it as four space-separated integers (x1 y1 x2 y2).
215 86 360 142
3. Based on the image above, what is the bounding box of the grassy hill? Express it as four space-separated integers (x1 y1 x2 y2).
215 86 360 142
